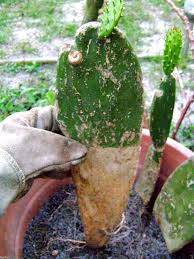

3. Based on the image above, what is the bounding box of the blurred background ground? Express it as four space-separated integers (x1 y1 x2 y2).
0 0 193 150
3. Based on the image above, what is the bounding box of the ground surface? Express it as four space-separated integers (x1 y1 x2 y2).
23 185 170 258
0 0 193 149
23 185 191 258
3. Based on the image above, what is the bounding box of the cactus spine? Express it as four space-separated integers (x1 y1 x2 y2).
135 28 182 204
57 19 143 247
154 156 194 253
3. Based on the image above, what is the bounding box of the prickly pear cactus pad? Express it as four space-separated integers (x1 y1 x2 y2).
154 157 194 253
163 28 182 76
150 75 176 150
98 0 123 38
57 23 143 147
57 22 143 247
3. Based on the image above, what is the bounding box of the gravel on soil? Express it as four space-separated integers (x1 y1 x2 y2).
23 185 192 259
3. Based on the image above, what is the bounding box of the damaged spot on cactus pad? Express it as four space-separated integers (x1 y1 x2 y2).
68 50 83 65
155 90 163 98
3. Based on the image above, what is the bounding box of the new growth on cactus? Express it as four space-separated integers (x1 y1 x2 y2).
135 28 182 204
163 27 182 76
98 0 123 38
57 0 143 247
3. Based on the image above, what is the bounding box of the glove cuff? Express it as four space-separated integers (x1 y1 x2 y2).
0 147 25 216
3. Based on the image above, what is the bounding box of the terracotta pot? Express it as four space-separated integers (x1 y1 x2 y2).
0 129 193 258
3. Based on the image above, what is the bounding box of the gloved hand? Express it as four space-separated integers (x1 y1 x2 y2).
0 106 87 216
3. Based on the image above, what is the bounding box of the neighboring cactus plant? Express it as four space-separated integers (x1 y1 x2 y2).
150 74 176 151
82 0 104 24
57 21 143 247
151 27 182 156
154 156 194 253
135 28 182 204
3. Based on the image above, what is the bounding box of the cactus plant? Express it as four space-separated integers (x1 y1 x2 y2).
57 20 143 247
163 27 182 76
82 0 104 24
135 28 182 204
153 156 194 253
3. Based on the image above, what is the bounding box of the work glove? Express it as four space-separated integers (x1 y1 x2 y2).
0 106 87 216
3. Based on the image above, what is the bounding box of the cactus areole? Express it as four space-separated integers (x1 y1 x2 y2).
57 22 143 247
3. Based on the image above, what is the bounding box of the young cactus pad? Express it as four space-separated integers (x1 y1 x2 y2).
57 22 143 247
98 0 123 38
154 157 194 253
163 27 182 76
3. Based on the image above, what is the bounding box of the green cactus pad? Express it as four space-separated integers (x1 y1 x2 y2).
57 22 143 148
98 0 123 38
163 27 182 76
154 157 194 253
150 75 176 150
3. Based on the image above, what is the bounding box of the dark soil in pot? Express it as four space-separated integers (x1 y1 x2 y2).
23 184 190 259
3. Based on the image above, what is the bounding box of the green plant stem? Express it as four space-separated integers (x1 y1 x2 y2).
82 0 104 24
